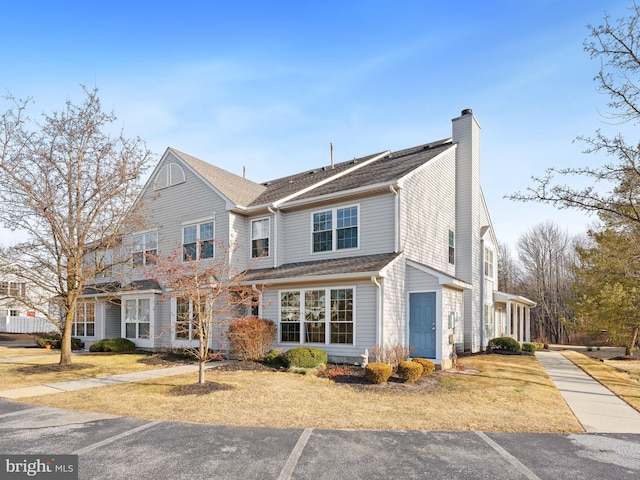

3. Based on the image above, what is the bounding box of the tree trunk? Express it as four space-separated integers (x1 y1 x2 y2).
59 312 74 366
199 360 206 384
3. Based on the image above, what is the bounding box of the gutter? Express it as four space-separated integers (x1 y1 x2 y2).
371 276 383 348
267 205 279 267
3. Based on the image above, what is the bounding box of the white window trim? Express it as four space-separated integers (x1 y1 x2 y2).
121 295 154 347
484 247 494 278
250 217 271 258
278 286 356 346
154 162 186 190
310 204 360 255
171 296 201 344
131 230 158 266
73 301 96 338
182 219 215 261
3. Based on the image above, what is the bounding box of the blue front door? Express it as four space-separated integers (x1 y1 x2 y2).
409 292 436 358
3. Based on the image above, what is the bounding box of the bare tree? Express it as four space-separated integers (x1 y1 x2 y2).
517 222 578 343
509 2 640 227
0 87 152 365
497 242 520 292
149 241 258 384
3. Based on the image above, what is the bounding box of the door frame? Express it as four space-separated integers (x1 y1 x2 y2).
407 289 442 361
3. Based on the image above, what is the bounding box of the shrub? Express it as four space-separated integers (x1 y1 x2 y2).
412 357 435 376
369 341 414 367
264 348 284 365
283 347 328 368
488 336 521 353
365 362 392 384
227 317 276 361
89 338 136 353
522 343 537 353
397 360 423 383
37 333 83 350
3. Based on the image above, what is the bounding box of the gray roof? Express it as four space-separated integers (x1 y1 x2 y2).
244 252 401 282
170 148 267 207
169 138 453 209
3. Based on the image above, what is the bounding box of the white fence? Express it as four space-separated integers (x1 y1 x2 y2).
0 316 57 334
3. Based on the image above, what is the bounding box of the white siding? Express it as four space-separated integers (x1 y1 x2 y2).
400 149 457 275
127 150 229 283
261 280 377 361
453 113 483 353
279 195 395 264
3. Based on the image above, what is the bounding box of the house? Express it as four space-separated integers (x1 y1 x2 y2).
78 109 535 368
0 261 54 333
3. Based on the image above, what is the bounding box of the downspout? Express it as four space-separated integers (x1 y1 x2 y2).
267 205 278 268
480 238 485 350
389 185 399 253
371 276 383 349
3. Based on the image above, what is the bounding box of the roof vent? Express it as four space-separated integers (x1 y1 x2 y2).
461 108 472 116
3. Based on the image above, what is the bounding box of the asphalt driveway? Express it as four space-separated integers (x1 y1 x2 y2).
1 399 639 479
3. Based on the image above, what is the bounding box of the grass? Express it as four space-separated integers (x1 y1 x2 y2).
16 353 583 433
0 348 168 390
0 345 60 358
561 350 640 411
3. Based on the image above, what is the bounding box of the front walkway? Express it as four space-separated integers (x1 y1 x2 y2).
536 350 640 434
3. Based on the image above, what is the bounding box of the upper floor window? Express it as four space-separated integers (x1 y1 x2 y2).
448 230 455 265
132 231 158 265
484 247 494 277
154 163 186 190
251 218 270 258
0 281 26 297
183 221 214 261
312 205 358 253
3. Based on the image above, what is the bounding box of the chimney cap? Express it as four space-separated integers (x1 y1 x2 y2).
461 108 473 116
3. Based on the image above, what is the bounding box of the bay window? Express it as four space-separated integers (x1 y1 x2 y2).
125 298 150 339
280 287 354 344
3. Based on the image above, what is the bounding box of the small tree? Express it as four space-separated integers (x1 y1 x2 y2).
150 241 258 383
0 87 151 366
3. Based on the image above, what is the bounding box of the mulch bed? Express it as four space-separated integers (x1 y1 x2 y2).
609 356 640 362
16 363 93 373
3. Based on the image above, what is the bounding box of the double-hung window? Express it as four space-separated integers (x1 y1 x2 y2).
312 205 358 253
448 230 455 265
73 301 95 337
125 298 150 339
484 247 494 277
183 221 214 261
280 287 354 344
175 297 206 340
251 218 270 258
132 231 158 265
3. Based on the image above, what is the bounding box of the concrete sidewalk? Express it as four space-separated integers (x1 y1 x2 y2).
536 350 640 434
0 362 217 399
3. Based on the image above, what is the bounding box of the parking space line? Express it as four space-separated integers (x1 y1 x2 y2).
71 421 161 454
476 432 541 480
278 428 312 480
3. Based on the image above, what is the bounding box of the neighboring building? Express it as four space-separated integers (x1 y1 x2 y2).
78 109 534 367
0 263 54 333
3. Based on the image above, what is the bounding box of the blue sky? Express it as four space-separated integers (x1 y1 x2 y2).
0 0 633 250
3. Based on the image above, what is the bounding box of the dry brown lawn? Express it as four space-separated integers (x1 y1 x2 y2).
0 351 171 389
0 344 59 358
19 354 583 433
561 350 640 411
